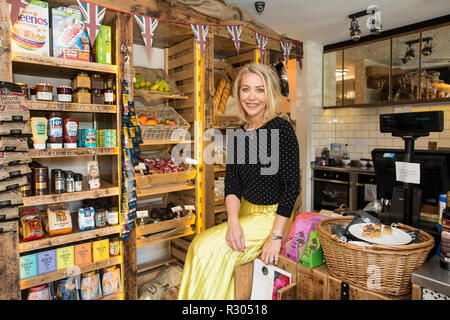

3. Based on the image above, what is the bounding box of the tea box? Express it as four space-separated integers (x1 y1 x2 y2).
56 245 74 270
37 249 57 275
20 254 38 279
75 242 92 266
92 239 109 262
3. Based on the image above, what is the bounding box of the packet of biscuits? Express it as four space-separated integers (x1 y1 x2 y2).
0 82 30 122
0 188 23 208
0 136 29 152
0 121 31 136
20 209 44 241
0 152 32 167
0 164 31 181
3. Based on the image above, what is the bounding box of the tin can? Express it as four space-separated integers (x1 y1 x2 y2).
83 129 97 147
102 129 116 147
95 209 106 228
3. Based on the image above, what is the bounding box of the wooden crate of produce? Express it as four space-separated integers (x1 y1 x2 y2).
134 66 186 101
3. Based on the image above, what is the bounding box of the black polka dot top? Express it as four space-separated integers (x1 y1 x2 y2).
224 116 300 218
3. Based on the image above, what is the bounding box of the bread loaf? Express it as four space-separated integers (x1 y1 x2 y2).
213 78 226 112
218 81 231 114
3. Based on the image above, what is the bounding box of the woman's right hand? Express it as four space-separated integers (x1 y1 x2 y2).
226 220 245 252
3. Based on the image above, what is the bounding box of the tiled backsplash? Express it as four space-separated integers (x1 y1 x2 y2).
310 104 450 161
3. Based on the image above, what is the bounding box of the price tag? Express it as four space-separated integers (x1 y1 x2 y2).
136 210 148 219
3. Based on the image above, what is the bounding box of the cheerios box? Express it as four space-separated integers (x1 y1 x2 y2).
52 6 90 61
11 0 50 56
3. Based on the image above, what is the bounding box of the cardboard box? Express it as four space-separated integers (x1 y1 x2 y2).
56 245 74 270
75 242 92 266
52 6 90 61
20 254 38 279
92 239 109 262
37 249 56 275
95 25 111 64
11 0 50 56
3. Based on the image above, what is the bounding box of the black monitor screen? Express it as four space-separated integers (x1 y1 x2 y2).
371 148 450 205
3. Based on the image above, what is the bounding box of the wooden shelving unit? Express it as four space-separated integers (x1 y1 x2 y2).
25 100 117 114
29 147 119 159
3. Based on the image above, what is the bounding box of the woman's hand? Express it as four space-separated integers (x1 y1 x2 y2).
226 220 245 252
261 237 282 265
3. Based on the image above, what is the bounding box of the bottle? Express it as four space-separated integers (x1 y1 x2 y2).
321 147 330 166
343 144 349 159
440 191 450 270
65 171 74 193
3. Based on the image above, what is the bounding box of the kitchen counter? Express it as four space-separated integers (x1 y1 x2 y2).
411 255 450 297
311 164 375 174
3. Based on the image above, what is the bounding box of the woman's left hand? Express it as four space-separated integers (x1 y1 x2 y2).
261 237 282 265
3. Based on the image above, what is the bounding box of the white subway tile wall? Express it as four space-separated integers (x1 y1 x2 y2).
310 105 450 161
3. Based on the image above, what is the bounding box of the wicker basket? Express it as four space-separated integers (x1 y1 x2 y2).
136 106 190 140
316 216 434 296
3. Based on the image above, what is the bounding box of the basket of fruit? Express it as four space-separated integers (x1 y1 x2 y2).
133 67 186 101
136 105 190 140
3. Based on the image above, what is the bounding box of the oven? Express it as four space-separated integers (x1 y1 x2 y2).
313 169 350 211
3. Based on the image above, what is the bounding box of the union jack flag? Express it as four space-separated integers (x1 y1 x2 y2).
191 24 209 57
256 33 268 60
134 15 159 56
76 0 106 47
6 0 29 25
226 25 242 55
281 41 292 67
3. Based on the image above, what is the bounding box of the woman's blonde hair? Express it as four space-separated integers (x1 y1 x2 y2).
232 63 281 124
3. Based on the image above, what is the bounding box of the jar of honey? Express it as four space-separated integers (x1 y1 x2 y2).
91 89 104 104
73 88 91 104
91 73 103 90
72 72 91 90
35 83 53 101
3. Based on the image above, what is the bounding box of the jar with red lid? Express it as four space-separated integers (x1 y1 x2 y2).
56 86 72 102
36 83 53 101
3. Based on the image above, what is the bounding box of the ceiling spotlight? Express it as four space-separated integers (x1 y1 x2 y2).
422 40 433 56
402 45 415 64
367 5 382 35
350 18 361 41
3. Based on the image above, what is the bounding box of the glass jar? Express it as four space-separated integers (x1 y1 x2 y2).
27 284 50 300
35 83 53 101
29 86 36 101
54 169 65 194
65 171 74 193
91 73 103 90
91 88 104 104
104 78 114 105
15 82 29 99
95 209 106 228
74 173 83 192
73 88 91 104
72 72 91 90
56 86 72 102
109 237 120 256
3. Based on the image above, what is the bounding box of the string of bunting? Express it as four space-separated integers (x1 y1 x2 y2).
7 0 302 66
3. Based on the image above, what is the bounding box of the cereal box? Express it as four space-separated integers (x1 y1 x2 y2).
52 6 90 61
11 0 50 56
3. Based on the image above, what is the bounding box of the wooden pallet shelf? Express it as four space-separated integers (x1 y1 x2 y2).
137 257 177 274
12 52 116 78
29 147 118 159
135 89 188 102
19 225 120 254
21 180 119 207
136 181 195 198
20 256 122 290
140 139 192 145
137 229 194 248
25 100 117 114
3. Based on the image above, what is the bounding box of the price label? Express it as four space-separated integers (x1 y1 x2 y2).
136 210 148 219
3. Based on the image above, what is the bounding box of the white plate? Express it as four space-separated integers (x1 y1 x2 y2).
348 223 412 245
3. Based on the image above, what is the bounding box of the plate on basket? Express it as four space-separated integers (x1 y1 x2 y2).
348 223 412 245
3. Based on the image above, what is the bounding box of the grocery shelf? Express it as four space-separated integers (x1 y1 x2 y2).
136 181 195 198
137 257 177 274
19 225 120 254
26 100 117 114
134 89 188 102
12 52 116 78
140 139 193 146
29 147 118 159
137 229 194 248
20 256 122 290
21 180 119 207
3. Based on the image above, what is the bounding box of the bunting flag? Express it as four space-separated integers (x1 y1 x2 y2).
280 41 292 67
226 25 242 55
134 15 159 56
191 24 209 57
256 32 268 60
76 0 106 47
5 0 29 25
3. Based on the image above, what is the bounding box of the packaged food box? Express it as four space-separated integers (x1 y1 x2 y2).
0 163 31 181
37 249 57 275
95 25 111 64
0 136 29 152
0 188 23 208
11 0 50 56
52 6 90 61
20 253 38 279
0 206 19 221
0 121 31 135
75 242 92 266
0 82 30 122
56 245 75 270
92 238 109 262
0 152 32 167
0 175 28 192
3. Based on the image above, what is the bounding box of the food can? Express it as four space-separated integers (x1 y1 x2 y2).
83 129 97 147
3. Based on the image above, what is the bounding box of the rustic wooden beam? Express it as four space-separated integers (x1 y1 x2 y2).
0 225 20 300
0 0 12 81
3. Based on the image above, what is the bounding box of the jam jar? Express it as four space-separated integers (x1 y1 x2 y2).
72 72 91 90
56 86 72 102
35 83 53 101
95 209 106 228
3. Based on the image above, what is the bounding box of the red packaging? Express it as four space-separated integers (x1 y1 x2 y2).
63 118 79 148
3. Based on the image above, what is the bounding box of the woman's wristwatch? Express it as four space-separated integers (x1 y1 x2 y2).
270 232 282 240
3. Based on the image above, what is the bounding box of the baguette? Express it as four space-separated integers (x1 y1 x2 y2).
213 78 227 112
217 81 231 114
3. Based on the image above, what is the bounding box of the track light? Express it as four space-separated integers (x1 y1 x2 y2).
422 40 433 56
402 45 415 64
349 18 361 41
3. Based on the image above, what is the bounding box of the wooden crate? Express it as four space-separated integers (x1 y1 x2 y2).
135 168 197 189
234 255 298 300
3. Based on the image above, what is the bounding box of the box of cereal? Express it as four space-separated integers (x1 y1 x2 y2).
11 0 50 56
52 6 90 61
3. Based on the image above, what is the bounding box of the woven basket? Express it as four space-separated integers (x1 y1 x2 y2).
316 216 434 296
136 106 190 140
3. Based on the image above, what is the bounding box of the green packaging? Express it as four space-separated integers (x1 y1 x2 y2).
95 25 111 64
299 230 324 269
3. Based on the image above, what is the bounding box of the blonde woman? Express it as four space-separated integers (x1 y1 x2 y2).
178 63 300 300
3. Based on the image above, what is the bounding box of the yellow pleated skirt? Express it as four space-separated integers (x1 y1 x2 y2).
178 198 278 300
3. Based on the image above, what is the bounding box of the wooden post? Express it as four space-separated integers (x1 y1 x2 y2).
0 222 20 300
116 11 137 300
0 0 12 81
